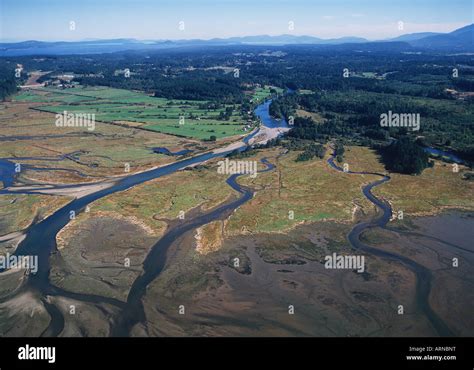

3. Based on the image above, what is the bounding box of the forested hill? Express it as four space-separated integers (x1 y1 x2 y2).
0 64 20 100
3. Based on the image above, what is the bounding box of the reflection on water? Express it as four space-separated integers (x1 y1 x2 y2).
254 100 289 129
152 147 193 156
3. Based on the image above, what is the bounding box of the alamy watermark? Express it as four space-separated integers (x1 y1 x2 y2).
324 253 365 273
55 110 95 131
217 158 258 178
0 253 38 274
380 110 420 131
18 345 55 364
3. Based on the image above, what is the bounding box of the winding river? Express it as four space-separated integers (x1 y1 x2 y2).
111 158 275 336
0 98 283 336
328 149 453 336
0 98 453 337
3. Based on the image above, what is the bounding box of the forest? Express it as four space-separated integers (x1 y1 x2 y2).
0 64 20 100
1 44 473 171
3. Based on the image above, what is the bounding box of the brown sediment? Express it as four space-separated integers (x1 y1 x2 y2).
143 220 430 336
56 210 162 250
195 220 224 255
6 181 117 199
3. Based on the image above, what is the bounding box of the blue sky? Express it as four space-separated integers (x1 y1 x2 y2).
0 0 472 41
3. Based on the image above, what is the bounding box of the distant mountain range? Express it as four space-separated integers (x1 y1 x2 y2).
408 24 474 51
196 35 370 45
388 32 442 42
1 24 472 56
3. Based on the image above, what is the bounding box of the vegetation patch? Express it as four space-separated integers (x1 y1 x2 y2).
343 146 474 215
226 148 378 234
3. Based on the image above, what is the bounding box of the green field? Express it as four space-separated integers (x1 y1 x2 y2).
251 86 284 103
14 86 249 140
14 90 93 103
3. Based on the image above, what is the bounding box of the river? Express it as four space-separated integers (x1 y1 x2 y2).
328 148 453 336
0 99 454 337
423 147 464 164
0 98 281 336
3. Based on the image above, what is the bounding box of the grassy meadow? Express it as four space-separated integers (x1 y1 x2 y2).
14 86 250 140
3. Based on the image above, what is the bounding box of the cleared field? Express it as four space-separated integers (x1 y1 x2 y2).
0 101 203 181
298 89 315 95
296 109 326 123
14 91 92 104
251 86 284 103
14 86 247 140
145 119 245 139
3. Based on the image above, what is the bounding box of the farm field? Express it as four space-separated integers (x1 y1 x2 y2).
251 85 284 103
0 98 209 182
14 86 250 140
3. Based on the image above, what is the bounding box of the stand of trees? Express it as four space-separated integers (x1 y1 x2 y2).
334 141 345 163
278 86 473 165
0 65 19 100
6 46 472 164
218 106 233 120
152 77 242 101
296 143 326 162
269 94 297 119
379 137 432 175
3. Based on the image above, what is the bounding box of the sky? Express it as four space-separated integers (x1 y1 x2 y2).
0 0 472 42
